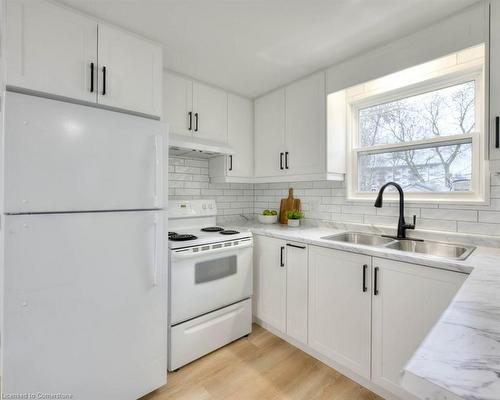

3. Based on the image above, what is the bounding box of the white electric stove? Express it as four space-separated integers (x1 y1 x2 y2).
168 200 253 371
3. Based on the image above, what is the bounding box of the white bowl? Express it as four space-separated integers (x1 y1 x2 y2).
258 214 278 224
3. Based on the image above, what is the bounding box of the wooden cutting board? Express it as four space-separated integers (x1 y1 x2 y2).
279 188 301 224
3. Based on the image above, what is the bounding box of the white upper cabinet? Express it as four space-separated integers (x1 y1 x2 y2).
254 89 286 178
227 94 253 178
253 72 331 182
209 94 253 182
308 246 372 379
285 72 326 176
371 258 466 398
6 0 97 103
163 71 193 135
490 2 500 170
6 0 162 117
192 82 228 142
253 235 287 333
163 71 229 143
97 24 162 117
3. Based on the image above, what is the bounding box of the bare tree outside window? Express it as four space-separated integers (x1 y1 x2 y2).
357 81 474 193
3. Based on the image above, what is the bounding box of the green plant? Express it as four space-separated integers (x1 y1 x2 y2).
262 209 278 216
286 209 303 220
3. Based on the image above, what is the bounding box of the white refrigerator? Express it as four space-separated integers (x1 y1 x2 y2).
1 92 168 399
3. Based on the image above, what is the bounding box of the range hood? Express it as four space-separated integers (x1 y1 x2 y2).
169 133 234 159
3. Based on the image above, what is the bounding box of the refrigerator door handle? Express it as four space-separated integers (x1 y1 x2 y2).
153 215 161 287
153 135 163 207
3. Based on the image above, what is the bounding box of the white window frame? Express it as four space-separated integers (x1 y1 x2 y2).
346 60 487 204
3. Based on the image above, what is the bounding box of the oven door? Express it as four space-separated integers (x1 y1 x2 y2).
169 237 253 325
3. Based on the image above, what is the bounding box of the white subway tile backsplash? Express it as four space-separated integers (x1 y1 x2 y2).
168 156 500 237
421 208 478 222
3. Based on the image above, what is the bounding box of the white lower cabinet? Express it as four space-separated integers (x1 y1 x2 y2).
371 257 466 398
253 235 287 332
285 243 309 343
308 246 372 379
253 235 469 399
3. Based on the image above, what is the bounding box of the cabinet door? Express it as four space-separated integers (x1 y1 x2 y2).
163 71 193 135
253 235 287 332
227 94 253 178
97 24 162 117
286 243 308 344
371 258 466 398
192 82 228 142
308 246 371 379
6 0 97 102
254 89 286 177
285 72 326 175
490 2 500 166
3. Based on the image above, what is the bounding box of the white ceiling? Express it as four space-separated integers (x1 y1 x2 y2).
57 0 480 98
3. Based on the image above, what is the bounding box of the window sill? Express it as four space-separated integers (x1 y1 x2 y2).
347 192 488 206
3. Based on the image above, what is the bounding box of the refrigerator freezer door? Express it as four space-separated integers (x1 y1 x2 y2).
3 92 166 213
2 211 167 399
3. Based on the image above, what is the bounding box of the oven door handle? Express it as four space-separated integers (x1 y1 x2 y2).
171 240 253 260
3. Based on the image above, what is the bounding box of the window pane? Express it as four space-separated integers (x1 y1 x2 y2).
359 81 475 147
357 142 472 192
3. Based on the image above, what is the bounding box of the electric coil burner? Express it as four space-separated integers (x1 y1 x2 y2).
169 233 198 241
201 226 224 232
220 230 240 235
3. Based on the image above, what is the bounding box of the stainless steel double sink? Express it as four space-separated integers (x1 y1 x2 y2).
321 232 475 260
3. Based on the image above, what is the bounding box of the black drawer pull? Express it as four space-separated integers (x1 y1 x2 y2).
362 264 368 292
280 152 284 170
280 246 285 267
374 267 379 295
188 112 193 131
102 66 107 95
286 243 306 249
229 155 233 171
90 62 94 93
194 113 199 132
285 151 289 169
496 116 499 149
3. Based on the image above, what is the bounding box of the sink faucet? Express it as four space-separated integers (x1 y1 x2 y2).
374 182 416 240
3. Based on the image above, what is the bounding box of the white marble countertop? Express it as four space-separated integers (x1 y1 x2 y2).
228 221 500 400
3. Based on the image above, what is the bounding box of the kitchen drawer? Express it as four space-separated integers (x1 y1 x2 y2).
169 298 252 370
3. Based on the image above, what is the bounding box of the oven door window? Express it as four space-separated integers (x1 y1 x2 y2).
195 255 237 284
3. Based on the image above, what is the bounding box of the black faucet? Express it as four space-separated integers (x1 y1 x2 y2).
374 182 416 240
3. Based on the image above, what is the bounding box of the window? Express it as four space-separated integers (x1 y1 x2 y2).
344 45 486 203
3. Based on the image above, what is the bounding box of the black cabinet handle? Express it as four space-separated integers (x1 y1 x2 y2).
188 112 193 131
229 155 233 171
194 113 199 132
286 243 306 249
280 152 284 170
374 267 379 295
280 246 285 267
285 151 289 169
496 116 499 149
90 62 94 93
102 66 107 95
362 264 368 292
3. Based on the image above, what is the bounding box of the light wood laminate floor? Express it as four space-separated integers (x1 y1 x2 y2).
141 324 383 400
